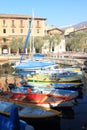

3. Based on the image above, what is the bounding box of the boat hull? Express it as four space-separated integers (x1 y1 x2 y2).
0 100 61 120
0 91 75 109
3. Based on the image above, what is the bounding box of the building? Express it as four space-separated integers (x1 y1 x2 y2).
47 28 63 35
0 14 46 55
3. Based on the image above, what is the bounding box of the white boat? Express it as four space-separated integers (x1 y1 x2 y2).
0 100 61 119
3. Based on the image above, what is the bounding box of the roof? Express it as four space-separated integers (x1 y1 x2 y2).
47 28 64 33
0 14 46 20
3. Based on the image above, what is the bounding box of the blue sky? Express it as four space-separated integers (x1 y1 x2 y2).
0 0 87 27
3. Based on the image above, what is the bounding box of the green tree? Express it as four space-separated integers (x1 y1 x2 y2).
44 34 61 52
66 32 87 52
34 36 44 53
9 37 24 54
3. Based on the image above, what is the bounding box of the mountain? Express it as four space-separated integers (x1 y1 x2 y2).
61 21 87 31
73 21 87 30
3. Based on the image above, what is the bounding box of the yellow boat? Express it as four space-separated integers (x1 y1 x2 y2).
27 74 82 84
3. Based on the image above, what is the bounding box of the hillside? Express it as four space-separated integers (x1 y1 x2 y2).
61 21 87 30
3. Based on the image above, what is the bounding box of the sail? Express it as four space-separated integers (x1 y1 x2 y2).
20 18 33 63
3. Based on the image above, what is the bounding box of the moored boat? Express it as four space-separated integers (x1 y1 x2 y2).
27 73 82 84
11 85 78 99
0 91 75 108
0 105 34 130
0 99 61 120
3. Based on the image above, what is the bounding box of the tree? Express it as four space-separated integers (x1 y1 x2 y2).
34 36 44 53
9 37 18 54
66 32 87 52
44 34 61 52
9 37 24 54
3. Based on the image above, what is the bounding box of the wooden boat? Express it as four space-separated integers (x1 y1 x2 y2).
57 66 83 75
27 81 83 88
51 83 83 90
27 73 82 84
0 98 61 120
11 85 78 99
0 91 75 108
0 105 34 130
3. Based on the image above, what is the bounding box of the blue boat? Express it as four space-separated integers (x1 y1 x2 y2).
52 83 83 90
14 60 57 71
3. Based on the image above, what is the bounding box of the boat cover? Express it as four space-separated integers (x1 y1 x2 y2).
0 105 34 130
15 61 56 70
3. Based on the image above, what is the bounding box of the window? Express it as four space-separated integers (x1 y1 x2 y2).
37 29 39 33
3 29 6 33
3 38 6 42
20 29 23 33
12 29 15 33
52 47 54 51
3 20 6 26
12 20 15 26
20 20 23 27
37 21 40 27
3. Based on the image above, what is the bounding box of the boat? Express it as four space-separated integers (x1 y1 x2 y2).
18 75 83 91
13 60 57 72
12 15 56 71
51 83 83 90
57 66 83 75
0 97 61 120
27 73 82 84
27 81 83 90
11 85 78 99
0 90 75 108
0 105 34 130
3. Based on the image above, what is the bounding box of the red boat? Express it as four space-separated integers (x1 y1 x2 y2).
0 90 75 108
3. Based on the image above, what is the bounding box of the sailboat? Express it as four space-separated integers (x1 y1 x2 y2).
13 16 57 73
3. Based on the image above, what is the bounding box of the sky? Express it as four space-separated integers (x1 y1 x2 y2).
0 0 87 28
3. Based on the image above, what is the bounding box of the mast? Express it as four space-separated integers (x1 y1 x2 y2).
20 17 33 63
32 10 35 53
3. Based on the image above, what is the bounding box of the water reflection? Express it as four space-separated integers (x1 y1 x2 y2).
26 116 61 130
60 86 87 130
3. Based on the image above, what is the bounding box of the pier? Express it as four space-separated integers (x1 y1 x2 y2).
0 54 86 66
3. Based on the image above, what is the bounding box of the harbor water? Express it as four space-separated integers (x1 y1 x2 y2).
0 63 87 130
